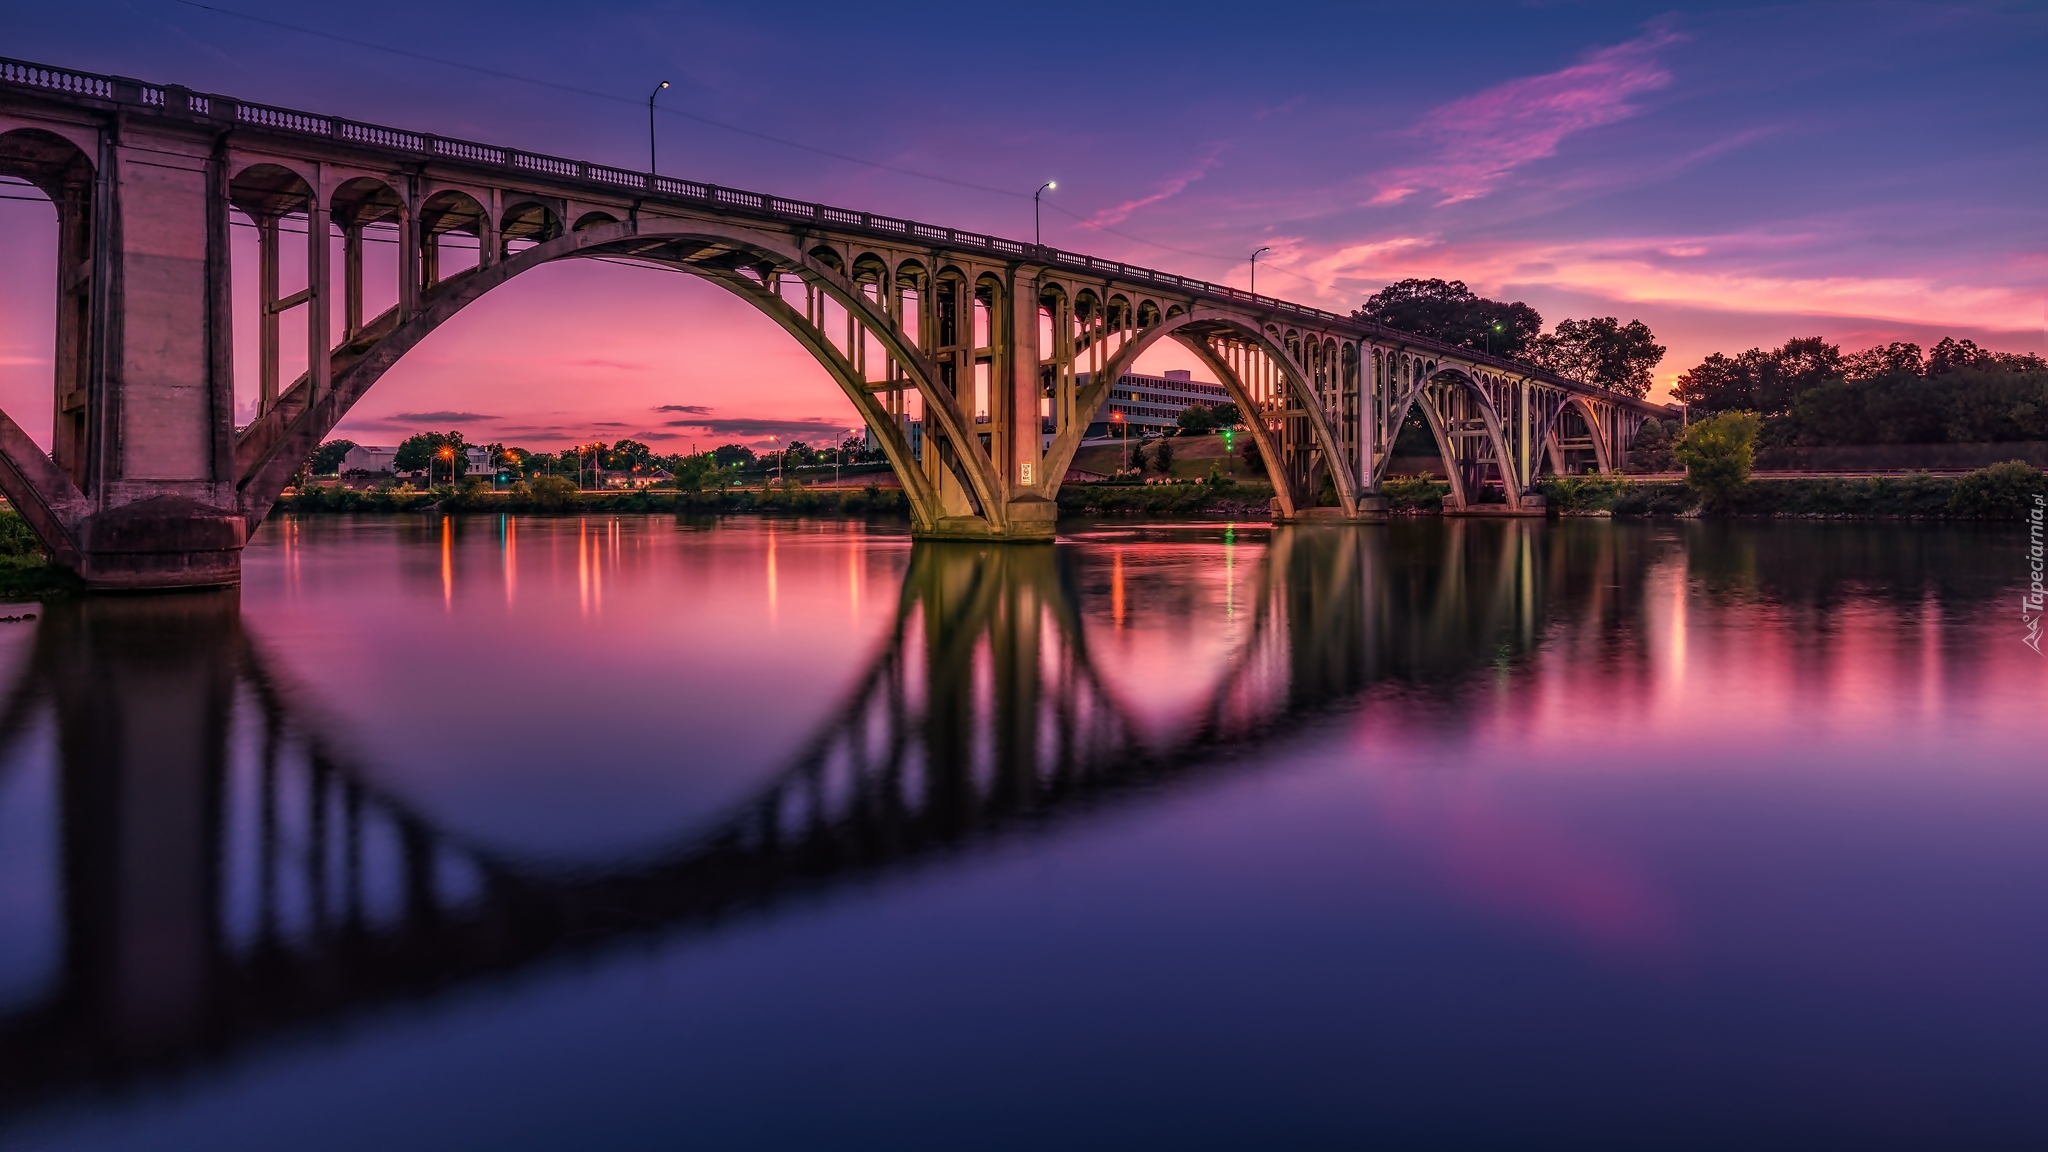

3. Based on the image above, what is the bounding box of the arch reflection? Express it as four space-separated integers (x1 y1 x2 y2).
0 522 1693 1112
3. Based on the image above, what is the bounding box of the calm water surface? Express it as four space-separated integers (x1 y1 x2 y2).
0 515 2043 1149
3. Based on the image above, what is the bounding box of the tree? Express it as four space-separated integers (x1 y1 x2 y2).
1673 338 1843 416
1153 436 1175 475
309 438 356 475
606 439 655 472
394 431 469 478
1210 401 1242 429
1351 278 1543 357
712 443 756 468
1843 342 1923 380
1628 419 1675 472
1528 317 1666 398
1176 404 1216 434
1673 411 1760 508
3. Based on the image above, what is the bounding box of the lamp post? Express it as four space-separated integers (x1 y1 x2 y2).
439 445 454 489
1114 411 1127 472
1034 181 1056 249
1250 246 1270 296
1487 321 1501 356
648 81 670 174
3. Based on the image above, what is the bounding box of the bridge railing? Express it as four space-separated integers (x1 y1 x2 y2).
0 54 1674 416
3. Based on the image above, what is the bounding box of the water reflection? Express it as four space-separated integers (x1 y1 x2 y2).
0 518 2035 1127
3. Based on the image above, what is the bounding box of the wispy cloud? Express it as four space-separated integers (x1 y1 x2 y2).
1371 27 1682 206
654 403 713 414
1298 229 2044 333
1080 146 1226 227
661 416 858 441
384 410 499 422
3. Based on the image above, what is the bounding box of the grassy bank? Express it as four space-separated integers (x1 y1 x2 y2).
1539 461 2047 519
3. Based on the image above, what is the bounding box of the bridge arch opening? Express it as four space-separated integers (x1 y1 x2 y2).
228 163 321 422
498 201 562 257
234 220 1010 536
417 189 487 288
329 177 405 345
0 129 93 476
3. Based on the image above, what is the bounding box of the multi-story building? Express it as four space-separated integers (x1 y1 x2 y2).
1079 369 1230 439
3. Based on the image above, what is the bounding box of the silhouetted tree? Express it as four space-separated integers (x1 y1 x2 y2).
308 438 356 475
394 431 469 477
1351 278 1542 357
1529 317 1666 398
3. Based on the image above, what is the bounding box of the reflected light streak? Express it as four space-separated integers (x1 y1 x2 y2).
504 515 516 609
1112 550 1126 630
440 516 452 610
766 528 779 627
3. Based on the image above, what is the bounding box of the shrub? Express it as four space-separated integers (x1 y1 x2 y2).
1154 437 1175 474
0 508 43 556
1382 475 1448 513
1674 411 1761 510
1948 461 2048 519
527 475 579 511
1539 476 1630 513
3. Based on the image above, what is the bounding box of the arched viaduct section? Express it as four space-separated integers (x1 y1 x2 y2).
0 57 1675 588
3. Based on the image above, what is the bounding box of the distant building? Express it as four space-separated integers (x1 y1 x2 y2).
862 417 923 461
340 444 496 477
342 444 398 474
1078 369 1231 438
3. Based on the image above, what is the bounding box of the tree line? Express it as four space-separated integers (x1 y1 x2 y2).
305 431 891 488
1356 278 2048 449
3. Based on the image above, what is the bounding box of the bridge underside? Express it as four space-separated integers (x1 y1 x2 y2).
0 57 1673 587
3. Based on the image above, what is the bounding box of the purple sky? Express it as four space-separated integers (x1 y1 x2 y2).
2 0 2042 450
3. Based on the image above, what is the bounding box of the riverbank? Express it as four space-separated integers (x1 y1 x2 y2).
1539 461 2047 519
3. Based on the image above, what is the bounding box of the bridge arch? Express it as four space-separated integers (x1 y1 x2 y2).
232 217 1005 536
1533 393 1614 477
1389 367 1523 511
1034 307 1360 517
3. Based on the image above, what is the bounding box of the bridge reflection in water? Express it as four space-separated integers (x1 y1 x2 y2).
0 522 1613 1112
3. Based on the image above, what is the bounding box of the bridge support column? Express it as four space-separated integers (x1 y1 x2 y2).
0 116 248 589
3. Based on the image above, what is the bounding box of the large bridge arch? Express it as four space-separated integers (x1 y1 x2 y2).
1532 393 1615 478
1036 307 1361 518
1381 368 1524 512
232 217 1006 536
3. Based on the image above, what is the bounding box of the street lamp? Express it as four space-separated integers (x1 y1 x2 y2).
648 81 670 174
1114 410 1127 472
1487 320 1501 356
1250 246 1271 296
1034 181 1056 249
439 445 454 489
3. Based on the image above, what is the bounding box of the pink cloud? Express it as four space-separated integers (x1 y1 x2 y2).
1371 27 1682 206
1079 146 1225 228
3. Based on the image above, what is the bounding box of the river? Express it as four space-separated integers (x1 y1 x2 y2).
0 515 2041 1149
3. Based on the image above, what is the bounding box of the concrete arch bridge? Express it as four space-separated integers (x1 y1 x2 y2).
0 57 1675 587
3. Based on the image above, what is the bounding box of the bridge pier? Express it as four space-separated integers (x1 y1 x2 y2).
1270 496 1390 524
0 87 248 590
